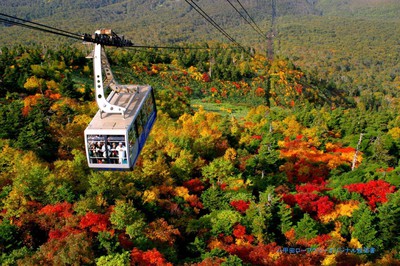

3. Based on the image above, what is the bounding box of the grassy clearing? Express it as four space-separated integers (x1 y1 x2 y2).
190 99 250 119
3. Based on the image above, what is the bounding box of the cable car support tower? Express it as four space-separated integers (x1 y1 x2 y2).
267 0 277 61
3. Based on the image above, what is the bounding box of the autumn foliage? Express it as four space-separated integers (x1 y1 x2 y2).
131 248 172 266
38 202 73 218
279 135 361 184
0 45 399 266
230 200 250 214
344 180 396 209
145 218 181 246
282 191 335 219
79 212 111 233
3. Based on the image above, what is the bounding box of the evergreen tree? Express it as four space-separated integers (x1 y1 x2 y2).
352 204 383 252
0 220 21 253
59 73 81 99
15 102 57 161
0 100 24 139
201 187 230 212
295 213 318 241
377 191 400 253
279 202 293 235
245 187 281 242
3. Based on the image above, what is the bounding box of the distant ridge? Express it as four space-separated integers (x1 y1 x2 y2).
5 0 397 47
1 0 399 98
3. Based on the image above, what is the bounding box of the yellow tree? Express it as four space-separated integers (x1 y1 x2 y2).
24 76 44 94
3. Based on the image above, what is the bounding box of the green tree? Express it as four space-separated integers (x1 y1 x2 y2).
377 191 400 253
244 187 280 242
86 171 132 206
0 247 30 266
15 100 58 161
279 203 293 235
170 149 196 182
13 164 49 202
59 73 81 99
221 255 243 266
97 232 121 254
46 149 90 203
368 135 396 166
110 200 146 241
202 157 236 187
245 133 283 191
96 251 130 266
352 204 383 251
210 210 242 236
0 219 20 253
0 100 24 139
295 213 318 241
201 187 230 212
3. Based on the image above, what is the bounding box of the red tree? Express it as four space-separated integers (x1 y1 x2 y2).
39 202 73 218
131 248 172 266
183 178 205 194
344 180 396 209
230 200 250 214
79 212 111 233
282 192 334 219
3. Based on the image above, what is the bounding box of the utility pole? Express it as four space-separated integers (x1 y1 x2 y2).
267 0 276 61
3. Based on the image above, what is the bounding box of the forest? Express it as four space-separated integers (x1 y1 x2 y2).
0 40 399 265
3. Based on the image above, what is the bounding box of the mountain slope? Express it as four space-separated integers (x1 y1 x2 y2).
1 0 398 46
0 0 346 44
1 0 399 98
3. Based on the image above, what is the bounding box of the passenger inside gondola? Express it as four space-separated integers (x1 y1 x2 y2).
100 141 111 163
110 142 118 163
116 142 126 164
89 143 96 163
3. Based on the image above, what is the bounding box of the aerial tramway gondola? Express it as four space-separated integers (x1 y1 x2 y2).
84 29 157 170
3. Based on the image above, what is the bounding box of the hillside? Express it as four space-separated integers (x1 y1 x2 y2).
316 0 400 18
1 0 399 99
0 0 312 46
0 43 399 265
0 1 400 265
1 0 398 46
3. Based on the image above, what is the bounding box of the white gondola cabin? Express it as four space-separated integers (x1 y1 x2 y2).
84 29 156 170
